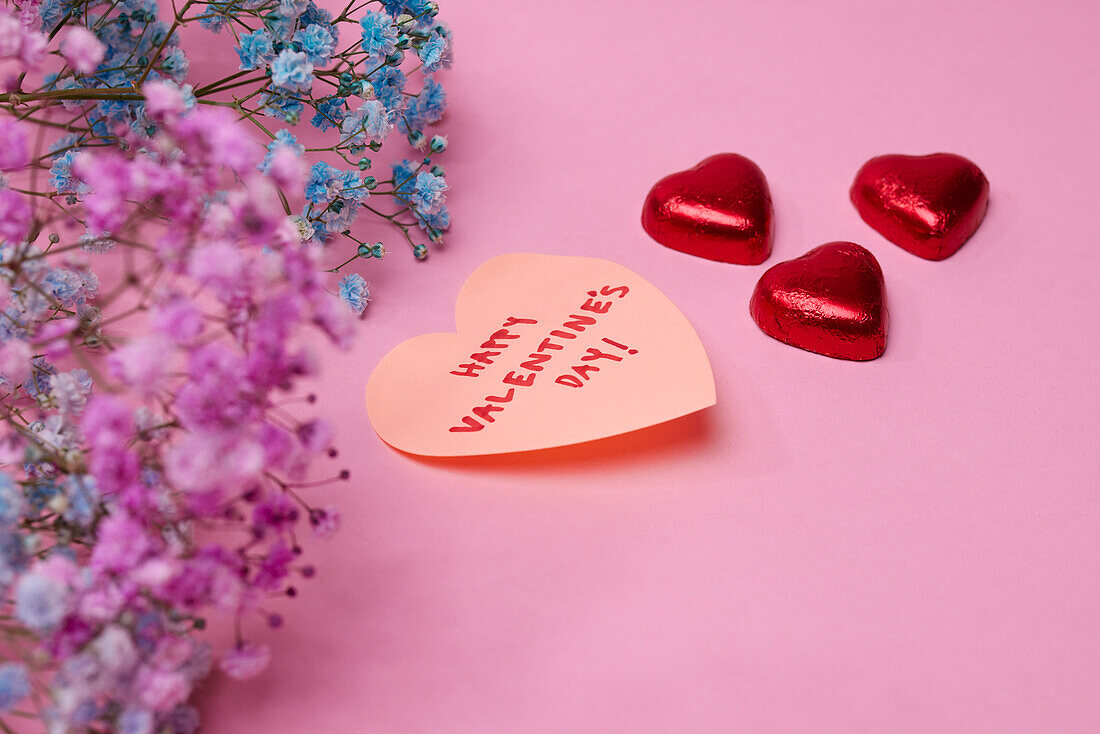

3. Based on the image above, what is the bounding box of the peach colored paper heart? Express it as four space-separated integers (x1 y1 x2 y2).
366 253 716 456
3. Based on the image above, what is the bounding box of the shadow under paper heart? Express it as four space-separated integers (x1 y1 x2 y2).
400 408 717 473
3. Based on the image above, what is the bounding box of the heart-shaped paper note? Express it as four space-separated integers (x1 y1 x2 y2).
641 153 774 265
850 152 989 261
749 241 888 361
366 254 716 456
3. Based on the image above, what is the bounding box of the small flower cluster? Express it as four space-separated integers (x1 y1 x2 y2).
213 0 454 294
21 0 452 313
0 0 451 730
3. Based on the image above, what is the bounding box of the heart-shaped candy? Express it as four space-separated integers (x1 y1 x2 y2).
850 153 989 261
642 153 774 265
749 242 888 361
366 254 716 456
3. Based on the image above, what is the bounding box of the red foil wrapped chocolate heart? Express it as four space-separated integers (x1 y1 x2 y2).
750 242 888 361
850 153 989 261
642 153 773 265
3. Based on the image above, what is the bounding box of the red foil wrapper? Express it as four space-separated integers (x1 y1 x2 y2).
641 153 773 265
750 242 888 361
850 153 989 261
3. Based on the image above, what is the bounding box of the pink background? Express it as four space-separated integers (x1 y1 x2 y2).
197 1 1100 731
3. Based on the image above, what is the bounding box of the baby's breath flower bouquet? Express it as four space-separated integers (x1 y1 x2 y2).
0 0 450 730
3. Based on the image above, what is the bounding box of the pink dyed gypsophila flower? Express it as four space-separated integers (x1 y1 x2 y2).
0 187 30 242
142 79 188 123
219 642 272 681
0 8 46 70
106 335 173 396
59 26 104 74
0 0 452 728
0 116 28 170
0 36 354 733
309 506 341 539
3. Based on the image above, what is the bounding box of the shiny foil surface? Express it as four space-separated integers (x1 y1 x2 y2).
641 153 774 265
850 153 989 261
749 242 888 361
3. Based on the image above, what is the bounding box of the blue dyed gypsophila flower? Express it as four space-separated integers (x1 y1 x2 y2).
279 0 310 20
160 47 189 82
48 151 86 195
0 663 30 712
310 96 347 132
371 66 407 111
44 76 84 110
300 0 337 34
24 358 56 397
48 369 93 414
47 132 82 156
117 709 155 734
0 531 27 590
303 163 366 236
14 572 68 632
270 50 313 93
197 1 231 32
63 475 99 526
310 163 365 203
123 0 159 16
26 479 61 514
399 77 447 133
417 204 450 240
0 474 23 526
340 100 392 148
410 171 447 214
337 273 370 314
266 13 295 41
419 76 446 120
418 33 448 72
260 130 304 174
359 10 398 58
391 159 418 198
304 162 343 204
382 0 432 20
293 24 337 66
38 0 63 33
236 29 275 70
97 98 140 130
42 268 96 307
260 91 304 123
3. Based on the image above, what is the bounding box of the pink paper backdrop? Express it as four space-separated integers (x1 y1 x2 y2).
196 0 1100 731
